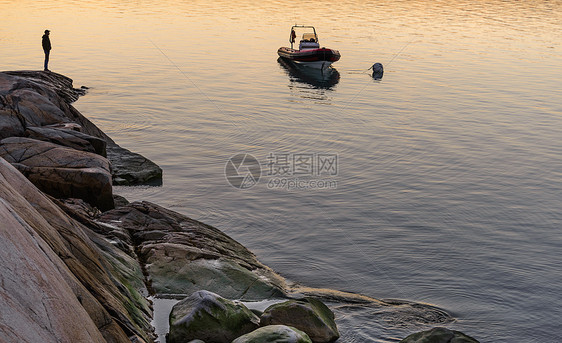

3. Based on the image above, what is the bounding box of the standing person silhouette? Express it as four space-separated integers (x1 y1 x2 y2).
42 29 51 71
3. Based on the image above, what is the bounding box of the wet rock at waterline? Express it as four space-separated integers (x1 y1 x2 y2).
399 327 480 343
167 290 260 343
260 298 339 343
107 143 163 185
232 325 313 343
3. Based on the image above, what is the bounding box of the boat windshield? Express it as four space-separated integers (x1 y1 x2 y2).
302 33 318 42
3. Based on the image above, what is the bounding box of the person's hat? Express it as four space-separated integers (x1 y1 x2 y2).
44 29 50 33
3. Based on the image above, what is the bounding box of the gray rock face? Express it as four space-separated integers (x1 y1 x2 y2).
168 290 260 343
0 137 114 211
0 108 25 139
107 144 162 185
26 126 107 156
260 298 339 343
98 201 287 300
1 88 72 126
232 325 313 343
399 327 480 343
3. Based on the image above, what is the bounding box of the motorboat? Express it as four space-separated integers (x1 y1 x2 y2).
277 25 340 69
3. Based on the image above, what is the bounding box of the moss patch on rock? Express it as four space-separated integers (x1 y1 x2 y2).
260 298 339 343
168 290 259 343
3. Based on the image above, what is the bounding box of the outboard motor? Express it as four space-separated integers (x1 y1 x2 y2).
371 62 384 80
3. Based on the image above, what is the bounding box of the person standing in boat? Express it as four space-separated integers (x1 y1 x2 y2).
42 29 51 71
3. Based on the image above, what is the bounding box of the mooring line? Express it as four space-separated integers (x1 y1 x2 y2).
148 38 240 132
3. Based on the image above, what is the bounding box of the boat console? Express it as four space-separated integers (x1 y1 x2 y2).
299 40 320 50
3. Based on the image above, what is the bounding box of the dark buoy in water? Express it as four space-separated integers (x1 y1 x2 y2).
370 62 384 80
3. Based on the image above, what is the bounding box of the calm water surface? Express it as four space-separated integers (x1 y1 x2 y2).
2 1 561 342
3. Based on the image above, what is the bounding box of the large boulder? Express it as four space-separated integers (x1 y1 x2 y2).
260 298 339 343
167 290 260 343
0 137 114 210
98 201 287 300
25 126 107 156
399 327 480 343
232 325 313 343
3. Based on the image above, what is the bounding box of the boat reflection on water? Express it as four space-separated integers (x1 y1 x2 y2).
277 57 340 90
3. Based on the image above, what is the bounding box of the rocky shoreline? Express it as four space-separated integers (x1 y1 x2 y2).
0 71 479 343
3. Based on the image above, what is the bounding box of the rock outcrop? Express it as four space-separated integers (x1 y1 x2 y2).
167 290 260 343
0 136 114 211
260 298 340 343
399 327 480 343
0 71 162 188
232 325 313 343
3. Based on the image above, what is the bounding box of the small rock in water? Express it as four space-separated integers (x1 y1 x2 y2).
167 290 259 343
232 325 312 343
399 327 480 343
260 298 339 343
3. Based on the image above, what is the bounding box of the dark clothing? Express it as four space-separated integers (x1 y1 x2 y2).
44 51 50 71
42 34 51 71
42 34 51 51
